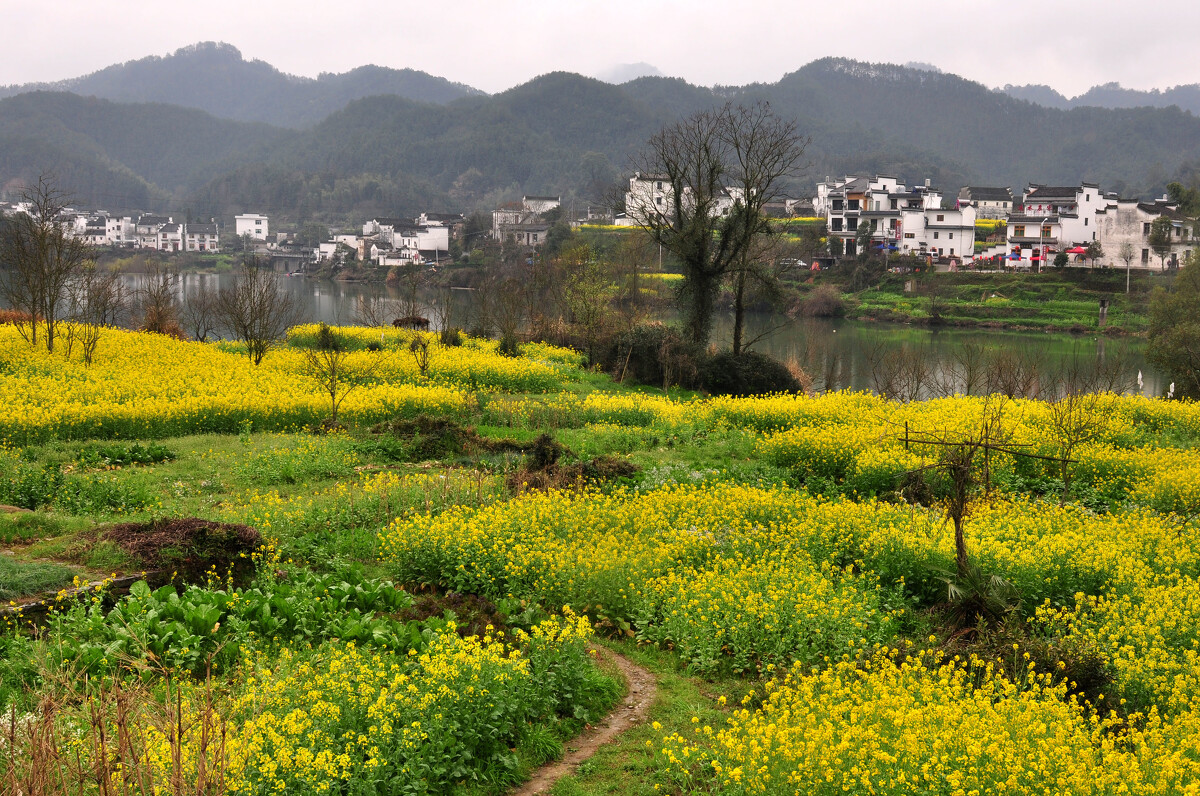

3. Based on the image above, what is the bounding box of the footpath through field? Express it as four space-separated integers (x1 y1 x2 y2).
511 647 656 795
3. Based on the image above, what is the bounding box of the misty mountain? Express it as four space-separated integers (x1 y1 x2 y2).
7 55 1200 224
0 42 482 129
1000 84 1071 109
1002 80 1200 116
594 63 665 84
0 91 290 209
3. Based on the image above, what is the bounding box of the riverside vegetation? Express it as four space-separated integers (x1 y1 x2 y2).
3 321 1200 794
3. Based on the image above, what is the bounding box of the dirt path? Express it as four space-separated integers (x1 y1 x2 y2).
511 646 657 796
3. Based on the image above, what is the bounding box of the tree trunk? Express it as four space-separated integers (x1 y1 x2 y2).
683 270 719 348
954 513 969 579
732 269 747 356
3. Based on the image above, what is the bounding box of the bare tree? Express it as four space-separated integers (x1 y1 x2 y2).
629 101 807 347
1120 240 1136 294
987 347 1046 398
560 243 618 364
64 263 128 365
933 341 988 397
1045 358 1104 505
392 264 427 322
352 293 400 327
137 260 181 335
215 259 302 365
906 398 1011 579
730 236 803 355
0 175 92 353
301 323 389 427
180 278 219 342
867 342 933 402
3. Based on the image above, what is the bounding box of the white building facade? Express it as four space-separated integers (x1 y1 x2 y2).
235 214 270 240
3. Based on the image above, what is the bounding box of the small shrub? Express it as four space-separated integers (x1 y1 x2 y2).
440 327 464 346
699 351 801 397
498 332 521 357
800 283 846 317
77 442 176 468
602 323 700 389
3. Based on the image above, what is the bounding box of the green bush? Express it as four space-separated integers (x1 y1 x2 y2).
601 323 700 388
699 351 801 397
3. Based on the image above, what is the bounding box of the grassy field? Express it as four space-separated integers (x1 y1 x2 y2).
835 269 1162 333
3 322 1200 793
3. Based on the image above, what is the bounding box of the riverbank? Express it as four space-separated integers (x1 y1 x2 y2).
822 269 1165 334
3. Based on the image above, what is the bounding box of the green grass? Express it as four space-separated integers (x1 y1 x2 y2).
549 639 742 796
0 555 76 601
826 269 1163 332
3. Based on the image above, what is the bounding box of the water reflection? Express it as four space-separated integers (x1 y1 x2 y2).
121 273 1167 398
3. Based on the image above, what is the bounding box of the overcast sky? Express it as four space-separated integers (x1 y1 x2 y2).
4 0 1200 97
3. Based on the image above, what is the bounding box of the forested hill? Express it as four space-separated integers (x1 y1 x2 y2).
0 91 291 210
0 42 482 129
1002 81 1200 116
6 55 1200 221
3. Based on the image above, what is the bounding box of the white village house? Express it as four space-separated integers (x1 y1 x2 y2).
1096 198 1195 270
235 213 270 241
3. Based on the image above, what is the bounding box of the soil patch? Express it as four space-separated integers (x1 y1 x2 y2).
507 434 638 492
371 415 529 460
102 517 261 578
510 647 656 796
398 590 509 637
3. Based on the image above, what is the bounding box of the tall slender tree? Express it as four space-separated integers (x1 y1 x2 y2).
0 176 93 353
628 102 807 348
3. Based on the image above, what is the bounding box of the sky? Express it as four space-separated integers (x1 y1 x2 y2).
4 0 1200 97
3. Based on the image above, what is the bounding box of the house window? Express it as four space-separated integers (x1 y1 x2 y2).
848 199 859 210
950 248 955 255
937 214 944 221
656 181 662 189
1144 222 1152 235
655 197 662 206
904 232 915 239
848 218 858 231
1013 225 1025 237
1084 218 1088 226
832 199 844 211
832 219 843 232
949 233 954 239
934 232 939 239
1042 226 1052 238
1142 248 1150 264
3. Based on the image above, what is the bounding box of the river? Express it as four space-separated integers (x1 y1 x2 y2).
169 273 1165 398
5 271 1168 397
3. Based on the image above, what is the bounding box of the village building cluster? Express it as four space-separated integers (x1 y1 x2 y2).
2 172 1195 272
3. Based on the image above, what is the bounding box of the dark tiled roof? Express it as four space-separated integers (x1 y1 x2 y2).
186 223 218 234
523 195 561 202
1026 186 1080 199
961 187 1012 201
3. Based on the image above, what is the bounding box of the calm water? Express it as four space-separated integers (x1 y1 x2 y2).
11 271 1169 397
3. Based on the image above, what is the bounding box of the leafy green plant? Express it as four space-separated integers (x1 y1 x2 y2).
77 442 176 468
47 569 419 676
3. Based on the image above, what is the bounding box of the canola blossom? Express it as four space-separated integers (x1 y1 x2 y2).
117 614 595 795
0 325 578 442
655 649 1200 796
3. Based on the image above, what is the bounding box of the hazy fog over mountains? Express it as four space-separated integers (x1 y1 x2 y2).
3 43 1200 223
1001 82 1200 116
